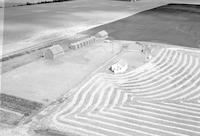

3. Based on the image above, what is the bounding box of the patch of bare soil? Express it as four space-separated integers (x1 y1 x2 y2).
82 4 200 48
0 93 43 116
0 110 23 126
34 129 80 136
4 0 74 8
0 93 44 125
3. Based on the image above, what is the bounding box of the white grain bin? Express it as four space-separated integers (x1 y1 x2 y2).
44 45 64 60
95 30 108 39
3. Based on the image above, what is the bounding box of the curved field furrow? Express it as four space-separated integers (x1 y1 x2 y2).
49 48 200 136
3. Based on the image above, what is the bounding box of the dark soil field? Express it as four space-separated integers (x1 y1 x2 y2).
35 129 80 136
82 4 200 48
4 0 74 8
0 93 44 125
0 93 43 116
0 110 23 125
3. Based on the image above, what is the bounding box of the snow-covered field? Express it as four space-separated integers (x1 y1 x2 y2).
41 47 200 136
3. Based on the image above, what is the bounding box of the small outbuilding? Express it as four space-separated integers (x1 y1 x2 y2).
110 60 128 74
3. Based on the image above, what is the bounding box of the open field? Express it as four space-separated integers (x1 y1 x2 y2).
2 2 200 75
82 3 200 49
37 47 200 136
2 0 200 58
2 0 167 56
0 93 43 125
0 40 146 129
0 93 43 115
1 1 200 135
3 0 74 7
0 109 23 125
1 41 126 104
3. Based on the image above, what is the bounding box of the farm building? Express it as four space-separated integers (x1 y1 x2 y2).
110 59 128 74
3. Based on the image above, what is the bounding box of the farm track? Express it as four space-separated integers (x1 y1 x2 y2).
47 48 200 136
